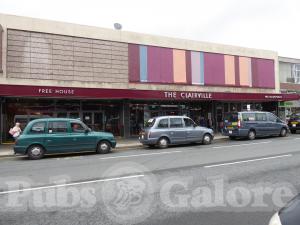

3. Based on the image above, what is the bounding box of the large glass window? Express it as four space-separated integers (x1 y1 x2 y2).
292 64 300 84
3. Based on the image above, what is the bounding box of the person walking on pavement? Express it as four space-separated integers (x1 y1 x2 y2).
9 122 22 141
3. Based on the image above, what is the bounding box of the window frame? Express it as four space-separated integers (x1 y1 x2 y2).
70 121 87 133
184 118 196 128
29 121 46 134
156 118 169 129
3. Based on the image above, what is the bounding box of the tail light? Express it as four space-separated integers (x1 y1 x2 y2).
237 119 241 128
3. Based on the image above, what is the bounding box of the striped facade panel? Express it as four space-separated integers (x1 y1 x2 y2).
239 57 251 87
204 53 225 86
139 46 148 82
128 44 140 82
191 51 201 84
252 58 275 88
224 55 235 85
160 48 174 83
147 46 161 82
173 49 187 83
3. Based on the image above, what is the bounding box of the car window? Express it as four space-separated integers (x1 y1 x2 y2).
71 122 86 133
242 113 256 121
48 121 68 133
170 118 183 128
184 118 195 127
255 113 267 121
157 118 169 128
268 113 277 122
145 118 156 128
224 113 239 122
30 122 46 133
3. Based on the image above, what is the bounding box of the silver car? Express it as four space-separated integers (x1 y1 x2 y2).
139 116 214 148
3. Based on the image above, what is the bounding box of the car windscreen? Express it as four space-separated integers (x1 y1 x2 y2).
279 194 300 225
224 113 238 123
290 113 300 120
145 118 156 128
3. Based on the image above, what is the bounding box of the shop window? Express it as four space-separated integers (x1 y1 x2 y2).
30 122 46 133
170 118 183 128
292 64 300 84
48 121 68 133
157 118 169 128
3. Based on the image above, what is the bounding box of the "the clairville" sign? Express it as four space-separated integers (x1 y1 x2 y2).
164 91 212 99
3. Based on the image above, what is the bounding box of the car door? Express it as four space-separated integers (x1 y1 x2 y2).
267 113 282 135
184 118 201 142
169 118 186 143
255 112 269 135
70 121 96 151
44 121 74 153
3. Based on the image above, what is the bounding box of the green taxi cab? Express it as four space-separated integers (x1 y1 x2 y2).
14 118 116 160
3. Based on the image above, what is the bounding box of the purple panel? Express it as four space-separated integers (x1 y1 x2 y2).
185 51 192 84
160 48 173 83
254 58 275 88
147 46 161 83
204 53 225 86
234 56 240 86
251 58 259 87
128 44 140 82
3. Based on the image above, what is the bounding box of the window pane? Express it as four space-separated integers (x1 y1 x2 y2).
157 119 169 128
170 118 183 128
71 122 85 133
256 113 267 121
184 118 194 127
30 122 46 133
48 121 68 133
268 113 277 122
242 113 256 121
145 118 156 128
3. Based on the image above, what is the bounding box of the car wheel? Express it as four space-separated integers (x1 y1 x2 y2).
248 130 256 140
27 145 45 160
202 134 212 145
280 128 287 137
96 141 111 154
157 137 169 149
291 130 296 134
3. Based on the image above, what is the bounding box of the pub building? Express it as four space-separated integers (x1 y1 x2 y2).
0 14 298 143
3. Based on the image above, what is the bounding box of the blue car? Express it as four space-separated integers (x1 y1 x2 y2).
222 111 289 140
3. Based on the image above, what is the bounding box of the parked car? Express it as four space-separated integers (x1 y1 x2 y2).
269 193 300 225
222 111 289 140
287 113 300 134
14 118 116 160
139 116 214 148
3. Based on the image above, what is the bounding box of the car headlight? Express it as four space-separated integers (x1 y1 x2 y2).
269 213 282 225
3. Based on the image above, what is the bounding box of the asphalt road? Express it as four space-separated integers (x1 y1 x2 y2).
1 135 300 225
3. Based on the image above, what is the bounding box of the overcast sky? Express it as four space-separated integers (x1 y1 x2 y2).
1 0 299 58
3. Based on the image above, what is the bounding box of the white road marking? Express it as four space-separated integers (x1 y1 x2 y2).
99 150 182 160
212 141 272 149
0 174 144 195
294 137 300 140
204 154 292 168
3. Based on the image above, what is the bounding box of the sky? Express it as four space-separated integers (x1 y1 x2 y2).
1 0 299 58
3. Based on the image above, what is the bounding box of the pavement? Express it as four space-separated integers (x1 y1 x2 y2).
0 134 300 225
0 134 226 158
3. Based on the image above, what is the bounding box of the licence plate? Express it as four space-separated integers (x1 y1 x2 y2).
229 130 233 134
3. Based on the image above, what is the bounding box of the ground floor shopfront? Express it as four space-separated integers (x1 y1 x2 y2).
0 84 298 143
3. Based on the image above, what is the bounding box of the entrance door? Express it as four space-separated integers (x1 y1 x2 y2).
94 112 104 131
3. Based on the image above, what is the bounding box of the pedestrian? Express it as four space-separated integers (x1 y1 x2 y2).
9 122 22 141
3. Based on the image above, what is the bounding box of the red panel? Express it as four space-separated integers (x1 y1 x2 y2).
185 51 192 84
234 56 240 86
128 44 140 82
147 46 161 82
